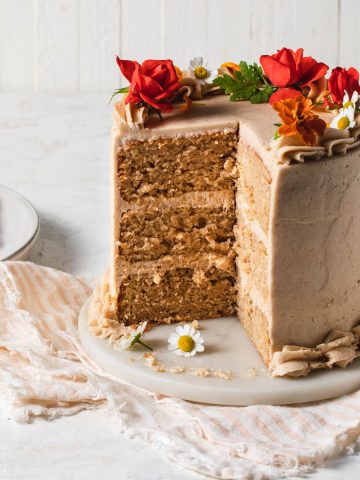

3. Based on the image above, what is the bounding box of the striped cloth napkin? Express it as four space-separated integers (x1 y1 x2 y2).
1 261 360 479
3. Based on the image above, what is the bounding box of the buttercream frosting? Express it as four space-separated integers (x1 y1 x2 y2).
271 124 360 165
271 325 360 377
88 270 132 346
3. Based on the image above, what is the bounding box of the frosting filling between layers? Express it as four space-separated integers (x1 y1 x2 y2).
116 252 235 282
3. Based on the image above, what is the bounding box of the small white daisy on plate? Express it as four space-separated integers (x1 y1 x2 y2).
188 57 218 85
330 106 356 130
168 323 205 357
342 90 359 110
114 321 152 351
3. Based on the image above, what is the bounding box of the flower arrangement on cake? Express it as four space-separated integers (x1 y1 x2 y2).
112 47 360 166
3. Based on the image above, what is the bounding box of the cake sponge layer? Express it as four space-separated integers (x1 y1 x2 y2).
117 258 237 325
118 202 236 262
237 140 272 233
117 130 237 202
237 289 271 365
234 212 268 301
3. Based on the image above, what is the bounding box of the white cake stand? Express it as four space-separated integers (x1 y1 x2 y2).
79 298 360 406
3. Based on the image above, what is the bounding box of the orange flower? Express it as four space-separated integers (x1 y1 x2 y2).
220 62 240 79
273 95 326 145
174 65 183 82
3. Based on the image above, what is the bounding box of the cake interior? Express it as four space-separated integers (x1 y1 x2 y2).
114 127 273 364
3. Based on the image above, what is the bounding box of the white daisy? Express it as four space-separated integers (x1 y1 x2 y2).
188 57 218 85
342 90 359 110
114 322 152 351
330 106 356 130
168 323 205 357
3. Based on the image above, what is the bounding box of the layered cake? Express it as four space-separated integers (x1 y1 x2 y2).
91 50 360 376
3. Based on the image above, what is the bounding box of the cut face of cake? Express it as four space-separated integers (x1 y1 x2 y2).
109 95 360 375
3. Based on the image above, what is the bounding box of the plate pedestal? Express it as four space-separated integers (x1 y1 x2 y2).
79 298 360 406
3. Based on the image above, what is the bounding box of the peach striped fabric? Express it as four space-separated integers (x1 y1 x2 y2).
1 261 360 479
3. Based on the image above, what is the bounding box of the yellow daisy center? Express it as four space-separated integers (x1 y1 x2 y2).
178 335 195 352
194 66 208 80
337 116 350 130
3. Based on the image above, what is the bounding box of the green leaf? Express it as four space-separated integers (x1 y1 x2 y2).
274 128 281 140
108 86 129 104
214 61 276 104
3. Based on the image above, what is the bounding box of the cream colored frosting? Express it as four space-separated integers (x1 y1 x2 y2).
272 126 360 165
271 325 360 377
114 97 149 129
88 270 130 345
116 251 235 283
118 189 235 214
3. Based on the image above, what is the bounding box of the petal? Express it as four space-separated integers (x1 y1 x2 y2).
168 333 179 343
260 55 292 87
141 60 166 83
269 88 301 105
183 324 191 335
207 70 218 83
190 56 203 68
116 57 140 82
174 349 185 356
176 326 185 336
196 344 205 352
188 326 196 337
168 344 179 351
348 67 359 82
277 48 299 84
192 331 201 340
299 60 328 87
188 350 197 356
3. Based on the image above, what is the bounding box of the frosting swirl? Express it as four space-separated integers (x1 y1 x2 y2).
88 270 130 344
272 125 360 165
271 326 360 377
114 97 149 130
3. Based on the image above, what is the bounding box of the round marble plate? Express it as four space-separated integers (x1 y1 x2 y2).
79 297 360 406
0 185 39 261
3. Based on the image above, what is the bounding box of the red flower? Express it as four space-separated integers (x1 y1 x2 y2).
328 67 360 105
260 48 328 105
116 57 181 112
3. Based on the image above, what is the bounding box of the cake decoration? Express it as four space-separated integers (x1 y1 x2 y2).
114 321 153 352
168 324 205 357
187 56 218 86
272 95 326 145
330 91 358 130
326 66 360 107
213 60 277 104
113 47 360 161
259 47 329 104
271 326 360 377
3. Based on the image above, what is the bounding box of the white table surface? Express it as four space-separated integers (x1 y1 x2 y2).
0 93 359 480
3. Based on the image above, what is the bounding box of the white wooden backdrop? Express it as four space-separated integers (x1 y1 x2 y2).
0 0 359 92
